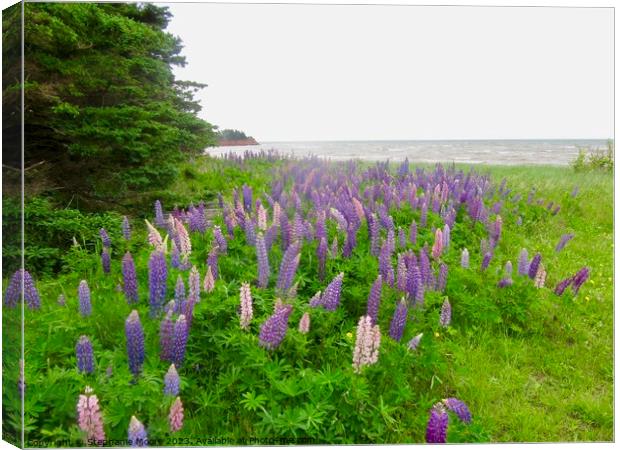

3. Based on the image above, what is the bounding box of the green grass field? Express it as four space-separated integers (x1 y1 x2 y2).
2 157 613 445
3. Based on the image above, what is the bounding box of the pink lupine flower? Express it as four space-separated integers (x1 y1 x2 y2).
144 219 163 249
534 264 546 288
169 397 184 433
257 204 268 231
203 266 215 293
431 228 443 260
298 312 310 334
77 386 106 444
239 282 253 330
352 315 381 374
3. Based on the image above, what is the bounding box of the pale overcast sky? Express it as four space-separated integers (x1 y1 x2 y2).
164 3 613 142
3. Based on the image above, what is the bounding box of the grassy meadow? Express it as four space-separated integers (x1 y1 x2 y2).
2 154 613 446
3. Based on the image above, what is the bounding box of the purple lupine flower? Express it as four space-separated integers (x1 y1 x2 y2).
419 249 431 286
188 265 200 305
396 254 407 292
258 303 294 350
442 224 451 249
342 223 358 258
571 185 579 197
122 216 131 241
154 200 165 227
4 270 22 307
426 403 449 443
79 280 92 316
504 261 513 276
439 298 451 327
207 246 219 280
101 249 111 274
175 275 186 306
18 359 25 398
444 398 472 423
554 277 573 296
389 298 408 342
528 253 542 279
76 336 94 374
518 249 529 275
148 250 167 316
170 242 181 269
164 364 180 396
420 201 428 227
213 226 228 254
398 227 407 249
99 228 111 248
386 228 396 255
308 291 322 308
125 310 145 377
552 205 561 215
23 270 41 309
160 310 174 362
317 237 328 281
407 333 423 351
437 263 448 292
244 218 257 246
276 242 301 295
128 416 147 447
498 277 513 288
572 267 590 294
298 312 310 334
461 248 470 268
369 214 380 256
409 220 417 245
256 232 270 288
366 275 383 325
5 269 41 309
481 252 492 271
172 315 189 368
242 184 253 212
555 234 574 252
122 252 138 304
321 272 344 311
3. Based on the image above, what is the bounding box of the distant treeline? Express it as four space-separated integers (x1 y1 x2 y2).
216 129 254 141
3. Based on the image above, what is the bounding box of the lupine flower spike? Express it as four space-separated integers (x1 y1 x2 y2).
125 310 145 377
169 397 184 433
352 315 381 373
128 416 147 447
77 386 106 444
164 364 180 396
439 298 451 327
76 336 94 374
299 312 310 334
239 282 253 330
79 280 92 316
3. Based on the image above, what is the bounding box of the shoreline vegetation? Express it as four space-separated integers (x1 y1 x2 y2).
3 150 613 444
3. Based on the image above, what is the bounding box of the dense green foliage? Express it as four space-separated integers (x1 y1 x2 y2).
216 129 252 141
2 155 612 445
2 2 216 208
571 140 614 173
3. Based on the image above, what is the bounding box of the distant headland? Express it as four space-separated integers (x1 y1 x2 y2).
216 129 259 146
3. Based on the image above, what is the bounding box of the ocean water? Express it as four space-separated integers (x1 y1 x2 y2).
205 139 609 165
